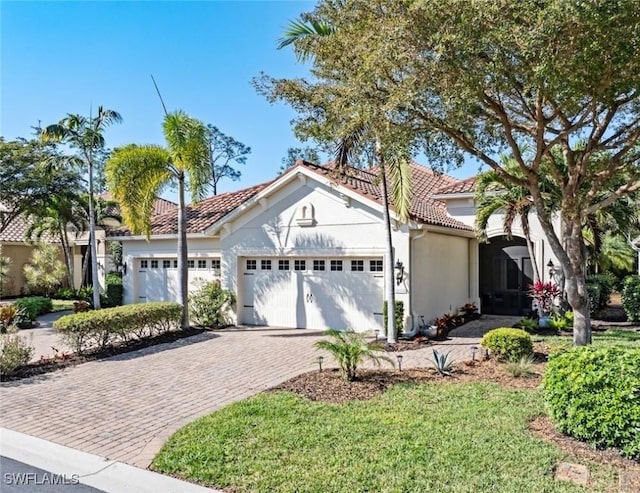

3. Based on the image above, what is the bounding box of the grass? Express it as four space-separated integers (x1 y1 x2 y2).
50 299 75 312
152 382 618 493
532 328 640 350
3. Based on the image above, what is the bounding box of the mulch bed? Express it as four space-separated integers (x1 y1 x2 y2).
1 327 209 382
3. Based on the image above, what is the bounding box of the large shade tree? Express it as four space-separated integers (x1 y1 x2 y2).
41 107 122 308
105 111 209 329
262 0 640 346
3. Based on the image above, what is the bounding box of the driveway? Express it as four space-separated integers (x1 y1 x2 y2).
0 315 519 469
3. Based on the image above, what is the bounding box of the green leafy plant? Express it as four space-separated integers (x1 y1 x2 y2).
516 317 538 333
22 242 66 296
585 283 602 317
505 353 536 378
543 346 640 459
189 280 236 327
432 349 454 376
382 300 404 338
102 272 123 308
0 305 17 331
621 274 640 323
586 273 615 312
548 312 571 332
13 308 32 330
480 328 533 361
13 296 53 320
54 287 78 300
54 302 182 354
0 245 11 299
0 331 34 374
314 329 393 381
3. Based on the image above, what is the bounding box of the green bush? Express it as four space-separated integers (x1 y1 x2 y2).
543 346 640 460
54 302 181 354
586 273 614 312
54 287 79 300
382 300 404 338
102 272 124 308
621 274 640 323
480 328 533 361
585 283 601 317
0 331 34 374
189 280 235 327
13 296 53 320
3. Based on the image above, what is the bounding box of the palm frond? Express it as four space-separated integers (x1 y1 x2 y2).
277 18 335 61
387 157 413 223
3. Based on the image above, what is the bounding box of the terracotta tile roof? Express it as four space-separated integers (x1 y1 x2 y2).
111 182 272 236
0 214 58 243
98 193 177 217
433 176 477 195
296 161 472 231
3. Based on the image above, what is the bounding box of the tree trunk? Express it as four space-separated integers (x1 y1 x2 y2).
88 161 101 308
564 221 592 345
377 145 397 344
58 223 74 289
177 174 190 329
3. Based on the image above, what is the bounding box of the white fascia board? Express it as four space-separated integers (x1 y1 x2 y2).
204 166 398 235
423 224 476 238
430 192 475 200
105 232 216 242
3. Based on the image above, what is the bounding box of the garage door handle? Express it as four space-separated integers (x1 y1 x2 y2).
306 293 313 303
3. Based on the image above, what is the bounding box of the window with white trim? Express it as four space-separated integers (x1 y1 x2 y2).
351 260 364 272
151 260 159 269
261 259 272 270
173 259 178 268
313 260 325 271
330 260 343 271
162 260 171 269
187 260 195 269
370 260 383 272
279 259 289 271
198 259 207 269
294 259 306 271
246 259 257 270
140 260 148 269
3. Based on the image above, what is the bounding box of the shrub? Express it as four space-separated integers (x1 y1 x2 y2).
585 283 601 317
23 242 66 296
0 305 18 329
189 280 236 327
54 302 182 354
586 273 615 312
543 346 640 460
527 281 561 315
621 274 640 323
0 245 11 299
432 349 454 376
480 328 533 361
516 317 538 333
13 296 53 320
102 272 123 308
0 331 34 374
382 300 404 338
314 329 393 381
54 287 79 300
548 312 572 331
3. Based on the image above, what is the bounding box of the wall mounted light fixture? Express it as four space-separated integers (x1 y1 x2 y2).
395 260 405 286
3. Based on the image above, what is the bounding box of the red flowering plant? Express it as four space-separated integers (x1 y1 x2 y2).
527 281 561 315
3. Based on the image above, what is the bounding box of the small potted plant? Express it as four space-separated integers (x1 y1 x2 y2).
527 281 561 327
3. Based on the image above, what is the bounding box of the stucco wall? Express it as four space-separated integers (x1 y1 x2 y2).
410 232 472 325
0 243 66 297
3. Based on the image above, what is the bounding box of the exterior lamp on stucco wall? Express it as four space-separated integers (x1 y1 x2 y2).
547 259 555 279
395 260 405 285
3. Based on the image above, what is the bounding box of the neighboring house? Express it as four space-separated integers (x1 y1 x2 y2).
110 160 561 332
0 215 63 297
0 196 177 297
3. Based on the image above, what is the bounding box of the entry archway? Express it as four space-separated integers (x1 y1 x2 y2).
479 236 533 315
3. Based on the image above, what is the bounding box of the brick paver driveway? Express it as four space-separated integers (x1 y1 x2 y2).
0 316 519 468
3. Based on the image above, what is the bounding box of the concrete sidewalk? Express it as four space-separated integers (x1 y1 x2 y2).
1 428 219 493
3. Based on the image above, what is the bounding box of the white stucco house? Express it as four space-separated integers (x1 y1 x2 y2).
109 160 560 332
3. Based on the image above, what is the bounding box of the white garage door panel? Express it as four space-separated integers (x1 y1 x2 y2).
241 258 384 332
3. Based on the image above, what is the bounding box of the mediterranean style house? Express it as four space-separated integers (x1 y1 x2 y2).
109 160 562 333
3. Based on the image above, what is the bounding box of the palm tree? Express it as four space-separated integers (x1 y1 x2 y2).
278 19 413 343
41 107 122 308
105 111 209 329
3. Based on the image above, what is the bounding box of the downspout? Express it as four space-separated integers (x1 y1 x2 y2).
405 226 426 337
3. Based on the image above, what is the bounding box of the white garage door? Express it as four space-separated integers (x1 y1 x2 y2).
241 257 384 331
135 258 221 302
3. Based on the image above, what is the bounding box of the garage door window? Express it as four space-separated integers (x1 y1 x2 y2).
198 259 207 269
163 260 171 268
246 259 257 270
140 260 148 269
351 260 364 271
330 260 343 271
151 260 159 269
313 260 325 271
279 260 289 270
370 260 383 272
261 259 272 270
294 260 306 271
187 260 195 269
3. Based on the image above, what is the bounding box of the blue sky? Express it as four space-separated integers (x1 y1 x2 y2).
2 0 480 201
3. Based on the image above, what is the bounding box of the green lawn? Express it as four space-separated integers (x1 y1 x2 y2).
152 382 618 492
533 328 640 350
50 299 75 312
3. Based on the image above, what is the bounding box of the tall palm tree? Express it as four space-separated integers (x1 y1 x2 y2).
105 111 209 329
279 18 413 343
41 107 122 308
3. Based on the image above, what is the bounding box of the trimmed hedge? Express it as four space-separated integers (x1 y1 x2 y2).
102 272 124 308
13 296 53 320
621 275 640 323
480 328 533 361
53 302 181 354
543 346 640 460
